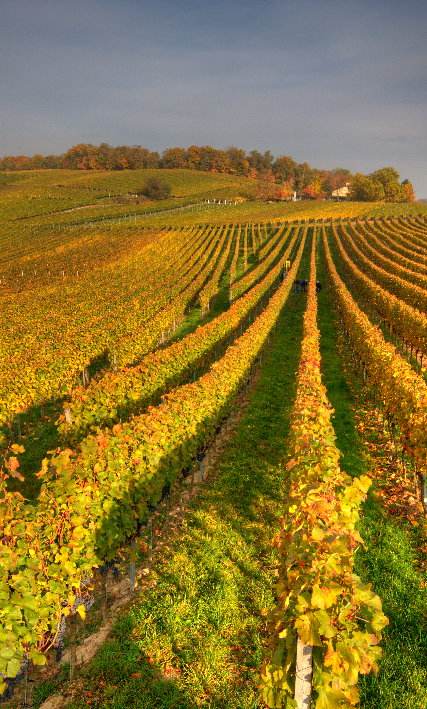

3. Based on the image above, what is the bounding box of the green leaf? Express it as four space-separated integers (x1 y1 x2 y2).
29 649 47 666
5 658 21 678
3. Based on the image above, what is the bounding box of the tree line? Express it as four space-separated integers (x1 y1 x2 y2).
0 143 415 201
0 143 350 194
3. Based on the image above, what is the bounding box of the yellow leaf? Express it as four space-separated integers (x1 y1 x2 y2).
11 444 25 454
76 604 86 620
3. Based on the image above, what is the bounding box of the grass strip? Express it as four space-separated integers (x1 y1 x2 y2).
317 244 427 709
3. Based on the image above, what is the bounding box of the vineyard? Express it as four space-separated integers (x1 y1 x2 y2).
1 172 427 709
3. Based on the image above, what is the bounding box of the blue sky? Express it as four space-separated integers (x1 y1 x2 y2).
1 0 426 194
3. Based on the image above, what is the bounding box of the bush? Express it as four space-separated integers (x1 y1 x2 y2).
139 176 171 200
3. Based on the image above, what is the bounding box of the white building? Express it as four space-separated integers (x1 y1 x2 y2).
331 183 351 199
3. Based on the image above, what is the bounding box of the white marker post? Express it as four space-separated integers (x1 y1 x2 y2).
294 636 313 708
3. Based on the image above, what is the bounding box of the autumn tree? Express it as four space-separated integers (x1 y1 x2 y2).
255 170 277 200
319 168 351 195
272 155 297 184
185 145 202 170
196 146 229 172
161 147 186 169
401 179 416 202
226 146 249 174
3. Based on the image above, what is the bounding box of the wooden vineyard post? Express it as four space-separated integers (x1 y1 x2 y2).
22 653 33 709
422 473 427 513
64 405 73 424
294 636 313 708
100 567 109 623
149 518 154 558
129 538 137 593
69 614 77 680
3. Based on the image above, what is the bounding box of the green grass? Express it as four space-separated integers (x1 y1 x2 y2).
0 168 251 224
51 236 312 709
3 169 427 229
316 243 427 709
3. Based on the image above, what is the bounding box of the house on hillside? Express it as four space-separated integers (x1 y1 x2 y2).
331 183 351 200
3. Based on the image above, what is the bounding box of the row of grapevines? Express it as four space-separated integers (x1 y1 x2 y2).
323 225 427 479
261 230 387 709
198 225 232 313
109 224 234 367
258 224 283 262
0 227 186 424
360 220 427 275
253 222 272 253
229 224 242 285
228 222 274 288
375 218 427 258
371 217 427 260
330 222 427 359
0 233 307 688
347 220 427 291
230 224 293 302
58 226 304 445
242 224 248 270
0 225 218 428
402 215 427 236
337 221 427 314
251 224 259 251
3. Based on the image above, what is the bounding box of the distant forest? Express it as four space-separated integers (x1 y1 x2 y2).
0 143 415 201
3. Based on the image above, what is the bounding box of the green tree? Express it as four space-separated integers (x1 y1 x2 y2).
349 173 385 201
139 176 171 200
369 167 405 202
248 149 274 172
294 161 312 191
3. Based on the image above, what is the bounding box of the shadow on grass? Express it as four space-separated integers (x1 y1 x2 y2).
64 621 195 709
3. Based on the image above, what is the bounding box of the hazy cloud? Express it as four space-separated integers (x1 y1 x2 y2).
1 0 426 194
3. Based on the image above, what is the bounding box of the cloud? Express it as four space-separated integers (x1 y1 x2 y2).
1 0 427 194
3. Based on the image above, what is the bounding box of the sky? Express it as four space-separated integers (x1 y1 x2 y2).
1 0 426 195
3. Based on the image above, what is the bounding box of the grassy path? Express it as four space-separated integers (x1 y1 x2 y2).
43 237 312 709
317 244 427 709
